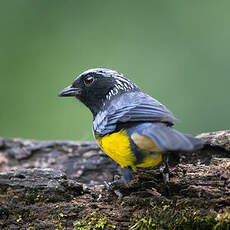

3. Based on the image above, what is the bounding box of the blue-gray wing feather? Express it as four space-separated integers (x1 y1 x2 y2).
94 92 177 135
130 123 203 152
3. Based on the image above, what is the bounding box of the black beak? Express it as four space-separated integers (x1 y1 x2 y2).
58 85 81 97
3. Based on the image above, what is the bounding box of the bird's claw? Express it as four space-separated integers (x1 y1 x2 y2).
104 175 124 199
160 167 169 184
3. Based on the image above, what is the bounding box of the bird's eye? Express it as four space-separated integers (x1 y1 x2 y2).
84 76 94 86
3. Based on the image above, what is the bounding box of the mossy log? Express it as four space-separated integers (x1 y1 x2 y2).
0 131 229 229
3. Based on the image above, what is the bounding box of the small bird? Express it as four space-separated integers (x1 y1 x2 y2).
59 68 203 184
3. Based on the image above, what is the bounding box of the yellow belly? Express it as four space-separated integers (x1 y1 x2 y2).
96 129 135 168
95 129 163 169
136 153 162 168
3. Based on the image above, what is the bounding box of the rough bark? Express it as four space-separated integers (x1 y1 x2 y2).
0 131 229 229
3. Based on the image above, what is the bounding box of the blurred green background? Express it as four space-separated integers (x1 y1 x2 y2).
0 0 229 141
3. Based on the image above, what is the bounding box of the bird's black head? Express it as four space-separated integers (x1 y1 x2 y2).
59 68 139 116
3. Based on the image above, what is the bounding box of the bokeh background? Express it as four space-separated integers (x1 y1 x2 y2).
1 1 230 141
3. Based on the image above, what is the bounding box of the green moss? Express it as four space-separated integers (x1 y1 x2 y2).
16 214 23 223
73 211 116 230
213 210 230 230
55 223 67 230
129 201 225 230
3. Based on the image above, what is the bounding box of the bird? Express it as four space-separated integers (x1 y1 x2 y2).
58 68 203 184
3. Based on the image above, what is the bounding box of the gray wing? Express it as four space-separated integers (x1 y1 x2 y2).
131 123 203 152
93 92 177 135
109 103 176 124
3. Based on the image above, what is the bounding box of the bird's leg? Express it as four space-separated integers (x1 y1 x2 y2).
161 154 170 184
104 167 133 199
104 166 133 188
121 166 133 184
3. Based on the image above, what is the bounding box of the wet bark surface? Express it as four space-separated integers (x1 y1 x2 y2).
0 131 229 229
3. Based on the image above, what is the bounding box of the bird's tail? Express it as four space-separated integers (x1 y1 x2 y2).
140 123 204 152
182 133 204 151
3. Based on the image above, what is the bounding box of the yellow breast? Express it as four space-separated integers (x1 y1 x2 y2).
96 129 135 168
131 133 163 168
95 129 163 169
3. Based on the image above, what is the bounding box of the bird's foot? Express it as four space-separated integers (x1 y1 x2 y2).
161 154 171 184
160 160 171 196
104 175 125 199
160 166 170 184
104 175 123 189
